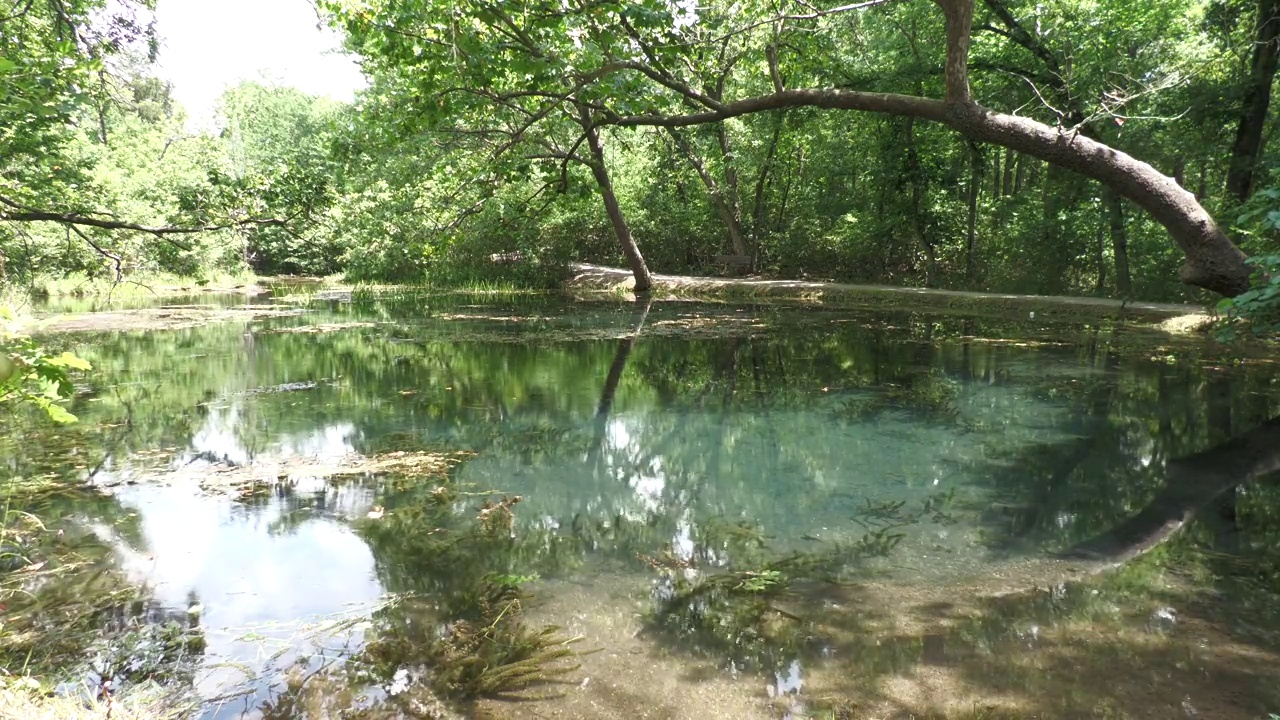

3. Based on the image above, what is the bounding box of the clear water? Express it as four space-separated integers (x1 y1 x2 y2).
5 293 1280 719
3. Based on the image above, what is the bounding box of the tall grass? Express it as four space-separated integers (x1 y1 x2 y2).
25 270 261 299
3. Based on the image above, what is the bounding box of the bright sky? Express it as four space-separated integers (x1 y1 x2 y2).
154 0 367 126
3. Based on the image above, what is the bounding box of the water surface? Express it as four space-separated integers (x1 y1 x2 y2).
6 293 1280 719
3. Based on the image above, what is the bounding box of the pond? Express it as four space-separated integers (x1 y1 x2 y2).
4 292 1280 719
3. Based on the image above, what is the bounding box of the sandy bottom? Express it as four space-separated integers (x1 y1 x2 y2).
479 572 782 720
478 560 1280 720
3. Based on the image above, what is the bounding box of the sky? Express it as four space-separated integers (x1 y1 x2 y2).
154 0 367 126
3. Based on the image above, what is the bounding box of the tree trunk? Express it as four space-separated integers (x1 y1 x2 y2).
611 0 1252 295
905 116 939 285
97 69 109 146
775 146 803 232
966 142 982 281
1226 0 1280 202
667 129 750 256
1106 189 1132 296
1094 211 1107 294
991 145 1002 199
751 115 783 243
584 119 653 292
717 123 748 251
1003 147 1017 195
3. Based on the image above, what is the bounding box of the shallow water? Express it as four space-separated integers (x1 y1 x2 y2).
6 293 1280 719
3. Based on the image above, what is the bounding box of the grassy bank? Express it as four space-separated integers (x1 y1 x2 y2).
21 271 264 300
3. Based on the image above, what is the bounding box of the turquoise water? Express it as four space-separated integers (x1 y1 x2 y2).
5 294 1280 719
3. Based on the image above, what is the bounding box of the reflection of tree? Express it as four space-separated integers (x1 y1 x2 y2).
595 296 652 420
590 296 652 466
1065 416 1280 562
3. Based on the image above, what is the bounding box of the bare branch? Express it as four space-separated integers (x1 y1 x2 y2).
0 195 298 244
68 225 123 282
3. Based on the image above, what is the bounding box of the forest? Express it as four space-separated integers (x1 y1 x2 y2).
3 0 1280 316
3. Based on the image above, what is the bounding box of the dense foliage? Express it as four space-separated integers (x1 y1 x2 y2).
3 0 1280 306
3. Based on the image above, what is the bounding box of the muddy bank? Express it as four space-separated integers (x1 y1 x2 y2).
564 263 1213 327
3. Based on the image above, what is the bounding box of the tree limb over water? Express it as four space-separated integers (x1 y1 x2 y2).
599 0 1251 296
0 194 298 245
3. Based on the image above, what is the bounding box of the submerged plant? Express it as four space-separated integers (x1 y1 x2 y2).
642 496 949 670
351 474 587 708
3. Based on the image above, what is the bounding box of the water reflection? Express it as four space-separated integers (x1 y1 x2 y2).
89 471 381 712
4 296 1280 718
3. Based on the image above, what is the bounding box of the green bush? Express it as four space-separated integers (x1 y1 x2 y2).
1217 254 1280 339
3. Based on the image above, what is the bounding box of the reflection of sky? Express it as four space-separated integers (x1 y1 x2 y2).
104 480 382 706
603 418 667 516
89 417 383 709
186 404 358 466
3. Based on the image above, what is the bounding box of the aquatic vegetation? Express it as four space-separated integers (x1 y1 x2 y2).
643 542 848 669
642 497 959 670
171 450 475 497
87 603 206 689
0 512 202 709
836 372 962 424
351 472 587 708
0 679 196 720
362 584 582 703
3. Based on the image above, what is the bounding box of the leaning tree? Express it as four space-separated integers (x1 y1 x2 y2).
325 0 1253 296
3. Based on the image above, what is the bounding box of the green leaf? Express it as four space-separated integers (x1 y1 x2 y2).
31 395 77 424
47 351 92 371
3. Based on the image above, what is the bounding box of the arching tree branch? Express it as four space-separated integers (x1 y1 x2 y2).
0 194 299 251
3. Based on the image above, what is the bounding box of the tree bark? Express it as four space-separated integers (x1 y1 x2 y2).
991 144 1002 199
1094 211 1107 294
1226 0 1280 202
751 115 783 243
97 69 109 146
966 142 982 281
608 0 1252 296
667 129 750 257
613 94 1249 296
584 119 654 292
1003 147 1016 196
717 123 748 252
1106 189 1132 296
